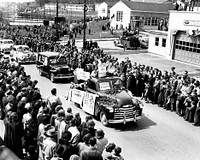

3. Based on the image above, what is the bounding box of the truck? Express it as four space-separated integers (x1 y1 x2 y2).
67 72 143 126
114 31 141 50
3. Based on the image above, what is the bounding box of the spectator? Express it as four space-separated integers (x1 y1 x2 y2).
80 137 103 160
46 88 62 109
43 126 57 160
102 143 116 160
77 133 91 155
113 146 124 160
96 128 108 154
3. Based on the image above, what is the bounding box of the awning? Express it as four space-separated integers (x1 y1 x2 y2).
131 11 169 19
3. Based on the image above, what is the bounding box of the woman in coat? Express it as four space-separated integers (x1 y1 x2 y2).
194 96 200 126
4 112 24 159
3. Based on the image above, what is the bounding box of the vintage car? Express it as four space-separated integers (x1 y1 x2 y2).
36 51 74 83
0 39 14 54
68 73 143 126
10 45 36 64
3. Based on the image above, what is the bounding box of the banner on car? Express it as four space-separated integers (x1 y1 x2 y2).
74 68 90 81
70 89 85 105
68 89 98 115
98 63 107 77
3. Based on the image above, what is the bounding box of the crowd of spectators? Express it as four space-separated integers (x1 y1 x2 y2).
173 0 195 11
0 20 200 160
0 56 124 160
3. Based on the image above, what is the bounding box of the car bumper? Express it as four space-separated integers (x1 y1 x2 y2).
18 59 36 63
55 75 74 79
108 115 143 124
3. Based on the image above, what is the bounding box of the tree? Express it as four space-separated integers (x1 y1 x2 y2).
35 0 49 7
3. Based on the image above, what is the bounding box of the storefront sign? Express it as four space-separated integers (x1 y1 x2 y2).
183 20 200 27
82 92 98 115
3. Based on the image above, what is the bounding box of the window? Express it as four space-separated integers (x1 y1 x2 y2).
102 8 105 13
155 37 159 46
162 38 166 47
144 17 159 26
116 11 123 22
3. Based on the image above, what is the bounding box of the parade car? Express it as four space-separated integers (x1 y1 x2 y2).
0 39 14 54
36 51 74 83
10 45 36 64
68 72 143 126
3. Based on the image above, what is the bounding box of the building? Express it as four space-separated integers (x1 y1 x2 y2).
44 3 94 12
109 0 173 30
97 2 116 18
147 30 168 57
165 11 200 66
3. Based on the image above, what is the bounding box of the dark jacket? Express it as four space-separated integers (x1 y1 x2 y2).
80 147 103 160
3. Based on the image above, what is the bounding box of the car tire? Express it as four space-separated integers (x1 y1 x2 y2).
50 73 55 83
100 111 109 126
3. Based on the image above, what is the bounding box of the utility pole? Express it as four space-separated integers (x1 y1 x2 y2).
83 0 87 49
56 0 59 41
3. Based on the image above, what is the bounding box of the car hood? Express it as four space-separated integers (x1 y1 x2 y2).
99 90 133 107
51 64 69 69
115 90 133 106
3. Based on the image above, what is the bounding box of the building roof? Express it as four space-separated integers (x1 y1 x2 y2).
129 0 173 4
146 30 168 36
106 2 118 8
121 0 174 13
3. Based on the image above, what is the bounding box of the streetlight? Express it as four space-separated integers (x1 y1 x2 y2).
83 0 87 49
56 0 59 40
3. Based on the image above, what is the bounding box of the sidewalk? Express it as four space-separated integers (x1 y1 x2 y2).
109 50 200 78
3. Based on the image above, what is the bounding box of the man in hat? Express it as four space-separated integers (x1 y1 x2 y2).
43 126 57 160
96 128 108 154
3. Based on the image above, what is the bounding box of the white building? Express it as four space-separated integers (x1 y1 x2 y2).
109 0 173 30
147 10 200 66
97 2 116 18
147 30 168 57
165 11 200 65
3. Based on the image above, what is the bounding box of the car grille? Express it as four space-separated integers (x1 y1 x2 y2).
114 106 135 120
59 68 69 73
4 48 10 51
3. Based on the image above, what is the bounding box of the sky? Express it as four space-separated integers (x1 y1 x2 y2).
0 0 35 3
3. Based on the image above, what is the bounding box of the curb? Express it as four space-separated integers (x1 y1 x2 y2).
75 38 117 42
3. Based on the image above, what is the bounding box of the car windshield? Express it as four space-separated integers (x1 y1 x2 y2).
49 56 67 65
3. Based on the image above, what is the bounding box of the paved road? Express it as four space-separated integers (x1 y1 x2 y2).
18 63 200 160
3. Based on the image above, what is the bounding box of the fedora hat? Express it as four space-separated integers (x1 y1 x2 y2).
45 126 57 137
96 128 105 139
